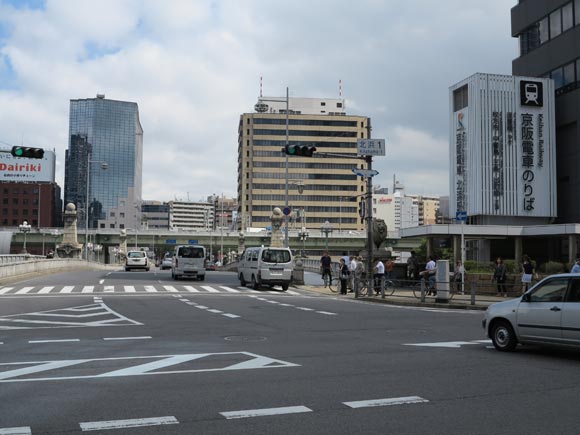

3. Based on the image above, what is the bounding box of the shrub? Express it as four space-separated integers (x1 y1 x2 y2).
539 261 565 274
503 259 518 274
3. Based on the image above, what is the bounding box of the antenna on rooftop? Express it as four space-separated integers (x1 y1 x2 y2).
260 76 263 97
339 79 342 97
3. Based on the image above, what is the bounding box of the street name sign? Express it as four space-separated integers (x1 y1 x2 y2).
357 139 386 156
352 168 379 178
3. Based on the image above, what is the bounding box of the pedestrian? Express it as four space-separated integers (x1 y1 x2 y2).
355 256 364 293
493 257 507 297
422 256 437 296
521 255 534 294
320 251 332 288
341 252 350 269
571 258 580 274
348 255 357 293
453 260 465 295
374 258 385 295
385 257 395 280
339 258 349 295
407 251 419 281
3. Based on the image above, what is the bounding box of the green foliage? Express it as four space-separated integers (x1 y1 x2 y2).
503 259 518 274
464 260 493 273
538 261 565 274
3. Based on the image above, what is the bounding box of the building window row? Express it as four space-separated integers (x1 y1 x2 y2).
518 0 580 56
252 172 357 181
252 205 357 213
251 140 356 149
547 57 580 95
251 118 358 127
252 216 357 224
252 194 359 204
252 161 356 170
252 183 357 192
253 129 358 138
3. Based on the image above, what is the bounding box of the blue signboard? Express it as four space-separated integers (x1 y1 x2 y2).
166 239 177 244
456 211 467 222
188 240 198 245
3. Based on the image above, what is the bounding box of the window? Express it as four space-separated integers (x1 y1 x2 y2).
453 85 468 111
567 279 580 302
120 212 125 218
336 102 342 108
110 224 115 228
563 62 575 85
530 278 568 302
550 9 562 38
321 102 326 106
110 212 115 217
12 198 18 205
563 2 574 31
2 199 7 205
551 67 564 88
576 0 580 25
100 223 105 228
539 17 549 44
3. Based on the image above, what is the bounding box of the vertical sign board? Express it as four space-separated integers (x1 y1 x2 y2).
453 109 468 216
515 78 556 217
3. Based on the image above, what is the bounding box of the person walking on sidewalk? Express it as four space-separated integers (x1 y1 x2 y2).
421 256 437 296
320 251 332 288
493 257 507 297
453 260 465 295
385 257 395 280
374 258 385 295
349 255 357 293
407 251 419 281
521 255 534 294
354 256 364 294
339 258 349 295
571 258 580 273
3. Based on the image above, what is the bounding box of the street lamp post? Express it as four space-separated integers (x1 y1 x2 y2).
298 227 309 257
85 159 108 261
19 220 32 254
320 220 333 251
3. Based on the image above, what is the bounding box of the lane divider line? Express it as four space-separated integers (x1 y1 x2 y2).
28 339 80 344
0 427 31 435
220 405 312 420
343 396 429 409
79 416 179 431
102 336 152 341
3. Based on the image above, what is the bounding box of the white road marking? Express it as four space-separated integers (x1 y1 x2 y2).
0 351 299 382
296 307 314 311
220 406 312 420
404 341 486 348
38 286 54 294
15 287 34 294
279 303 294 307
201 285 219 293
28 339 80 343
103 286 114 293
144 286 157 292
286 290 300 295
82 286 94 293
178 298 189 302
183 286 199 293
266 300 279 304
163 285 178 293
61 286 75 293
343 396 429 408
316 311 338 315
222 313 240 318
0 287 14 295
103 336 152 341
99 280 105 284
196 305 208 309
0 427 31 435
124 286 136 292
207 309 223 314
242 288 260 293
219 286 240 293
79 416 178 431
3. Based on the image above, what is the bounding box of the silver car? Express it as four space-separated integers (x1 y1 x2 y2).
483 273 580 351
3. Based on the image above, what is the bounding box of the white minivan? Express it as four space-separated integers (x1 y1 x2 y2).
172 245 206 281
238 246 293 291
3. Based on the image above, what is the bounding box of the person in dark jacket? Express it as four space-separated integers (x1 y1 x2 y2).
493 257 507 297
339 258 349 295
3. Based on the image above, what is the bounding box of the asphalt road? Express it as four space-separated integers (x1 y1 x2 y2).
1 268 579 434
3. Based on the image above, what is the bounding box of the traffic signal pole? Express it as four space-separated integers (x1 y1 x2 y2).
284 87 289 248
365 155 374 299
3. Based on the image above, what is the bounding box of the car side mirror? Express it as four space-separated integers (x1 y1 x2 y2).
522 293 531 303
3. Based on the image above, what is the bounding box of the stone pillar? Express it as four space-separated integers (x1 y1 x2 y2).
514 237 523 266
568 235 578 264
56 203 83 258
270 207 283 248
119 229 128 257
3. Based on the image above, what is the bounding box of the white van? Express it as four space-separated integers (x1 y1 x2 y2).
238 247 293 291
172 245 206 281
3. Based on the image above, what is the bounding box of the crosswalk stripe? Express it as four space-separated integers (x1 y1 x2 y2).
163 286 178 293
241 287 260 293
219 286 240 293
286 290 299 295
103 286 114 292
15 287 34 294
183 286 199 293
61 286 75 293
201 286 219 293
124 286 136 293
144 286 157 292
0 287 14 295
38 286 55 294
82 286 94 293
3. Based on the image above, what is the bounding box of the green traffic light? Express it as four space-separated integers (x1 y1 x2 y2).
14 147 23 156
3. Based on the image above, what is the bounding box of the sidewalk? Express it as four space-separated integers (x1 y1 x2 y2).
297 284 512 311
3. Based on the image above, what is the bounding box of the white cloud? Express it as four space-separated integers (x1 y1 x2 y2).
0 0 516 202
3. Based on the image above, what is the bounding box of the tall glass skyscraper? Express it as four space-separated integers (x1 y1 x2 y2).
64 94 143 230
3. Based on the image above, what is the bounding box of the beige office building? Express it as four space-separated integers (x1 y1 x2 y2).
238 96 370 233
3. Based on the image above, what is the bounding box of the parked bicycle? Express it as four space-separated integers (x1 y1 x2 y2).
356 277 395 296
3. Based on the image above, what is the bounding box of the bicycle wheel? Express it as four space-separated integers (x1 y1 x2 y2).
328 277 340 293
384 280 395 296
357 282 368 297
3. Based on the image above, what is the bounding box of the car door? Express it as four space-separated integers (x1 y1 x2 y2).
516 277 567 343
561 278 580 344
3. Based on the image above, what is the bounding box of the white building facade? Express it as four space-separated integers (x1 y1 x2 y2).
168 201 214 230
449 73 557 225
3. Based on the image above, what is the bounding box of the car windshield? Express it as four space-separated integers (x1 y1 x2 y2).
128 252 145 258
261 249 291 263
178 247 204 258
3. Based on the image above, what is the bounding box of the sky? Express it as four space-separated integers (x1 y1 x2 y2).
0 0 517 202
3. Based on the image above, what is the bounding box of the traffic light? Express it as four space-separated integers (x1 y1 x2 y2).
11 146 44 159
282 144 316 157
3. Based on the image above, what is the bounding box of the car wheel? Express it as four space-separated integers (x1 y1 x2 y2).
491 320 518 352
239 273 246 287
146 268 150 272
251 275 260 290
125 267 130 271
281 283 289 291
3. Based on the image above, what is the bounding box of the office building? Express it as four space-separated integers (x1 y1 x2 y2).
168 201 214 230
511 0 580 222
141 201 169 229
449 73 557 225
64 94 143 230
238 96 369 232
